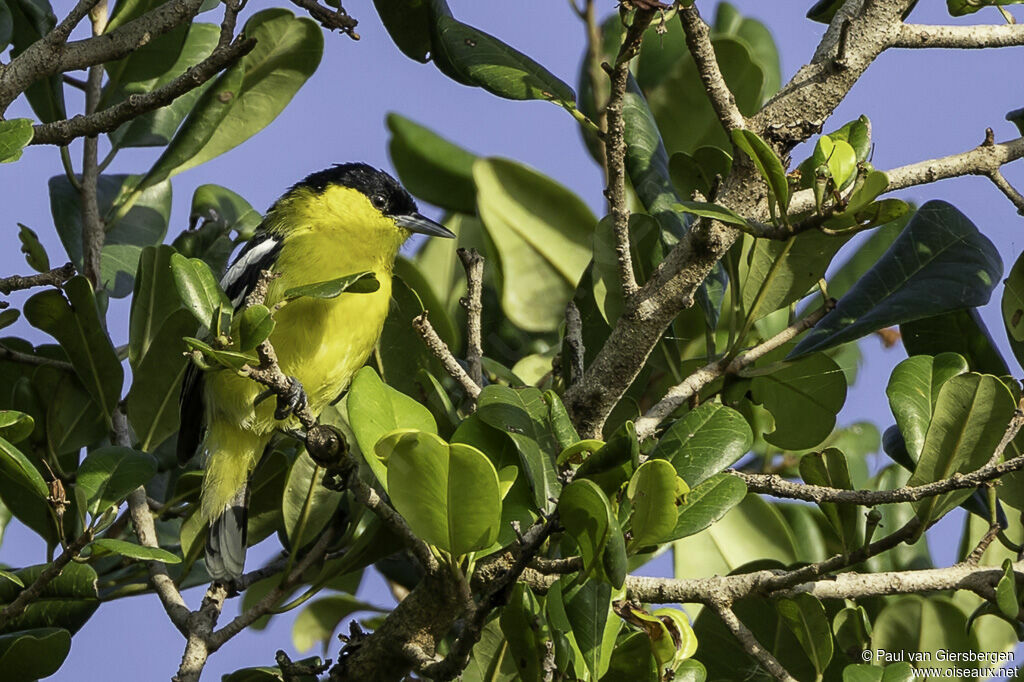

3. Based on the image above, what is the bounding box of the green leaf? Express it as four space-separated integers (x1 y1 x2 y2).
431 13 575 107
16 224 49 274
474 157 595 332
731 129 790 217
909 374 1016 525
169 252 232 330
558 479 616 583
996 558 1018 619
183 337 255 371
6 0 65 124
844 170 890 215
23 277 123 423
0 309 19 332
552 577 620 681
293 594 383 653
238 305 276 352
477 385 561 511
0 411 34 444
0 571 23 589
89 538 181 564
1002 249 1024 342
947 0 1024 16
749 353 848 450
387 113 478 214
48 174 171 298
791 201 1003 357
372 0 433 62
463 619 519 682
76 447 157 516
842 663 916 682
833 606 872 661
668 473 747 541
0 562 98 634
674 201 749 228
0 118 33 163
903 308 1011 376
651 402 752 487
346 366 437 490
282 271 380 300
886 353 969 462
139 10 323 188
820 136 857 190
0 627 71 680
0 436 51 541
281 453 342 550
743 230 854 323
799 448 861 550
776 594 833 674
189 183 261 238
379 430 501 556
826 209 909 300
112 23 222 149
872 596 972 674
627 460 681 551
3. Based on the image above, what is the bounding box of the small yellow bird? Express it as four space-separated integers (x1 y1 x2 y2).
177 163 454 581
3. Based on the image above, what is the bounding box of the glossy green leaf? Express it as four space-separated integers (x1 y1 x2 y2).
669 473 747 541
46 374 105 459
0 411 33 444
844 170 890 215
0 562 98 634
674 201 749 228
627 460 681 551
558 479 613 581
833 606 872 660
49 174 171 298
750 353 847 450
872 596 972 675
293 594 383 653
112 23 222 149
379 430 501 556
903 308 1011 376
499 583 548 682
189 183 260 238
732 128 790 216
387 113 478 214
799 448 861 550
1002 249 1024 342
170 253 232 330
909 374 1016 525
712 3 780 98
554 577 620 681
885 353 969 462
744 230 853 323
996 558 1018 619
89 538 181 564
282 271 379 300
0 627 71 680
0 436 50 541
431 13 575 107
346 366 437 489
0 118 32 163
76 447 157 516
23 277 123 422
372 0 433 62
6 0 65 123
826 210 909 300
281 453 342 549
183 337 255 371
474 158 595 332
477 385 561 511
947 0 1024 16
821 136 857 190
792 201 1003 357
463 618 519 682
16 224 48 275
651 402 752 487
140 10 323 188
776 593 833 674
0 310 19 332
238 305 275 352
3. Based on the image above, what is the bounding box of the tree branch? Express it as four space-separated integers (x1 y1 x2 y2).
412 312 482 402
677 5 745 136
289 0 358 38
457 248 484 387
0 263 76 295
709 601 797 682
635 300 833 440
30 37 256 146
0 528 94 630
894 23 1024 49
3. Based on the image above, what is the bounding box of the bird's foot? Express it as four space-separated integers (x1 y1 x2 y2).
256 375 308 420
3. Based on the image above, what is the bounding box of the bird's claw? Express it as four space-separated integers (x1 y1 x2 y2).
263 375 307 421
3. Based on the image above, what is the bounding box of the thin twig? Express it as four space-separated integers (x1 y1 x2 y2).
457 248 484 387
289 0 358 38
0 529 94 629
0 263 76 294
677 6 745 135
563 300 586 386
79 2 108 292
987 169 1024 215
634 301 833 439
967 523 1001 566
412 312 482 401
31 38 256 146
709 601 797 682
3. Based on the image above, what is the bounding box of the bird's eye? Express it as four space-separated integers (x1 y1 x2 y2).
370 194 387 210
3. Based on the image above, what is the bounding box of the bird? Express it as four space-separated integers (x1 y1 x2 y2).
177 163 455 582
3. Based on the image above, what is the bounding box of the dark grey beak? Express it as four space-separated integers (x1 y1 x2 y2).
394 212 456 238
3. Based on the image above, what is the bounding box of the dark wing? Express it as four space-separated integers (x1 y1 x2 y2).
177 229 283 465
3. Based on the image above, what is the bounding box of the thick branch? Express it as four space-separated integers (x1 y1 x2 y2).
677 6 745 136
894 23 1024 49
635 301 833 440
0 0 206 114
30 38 255 146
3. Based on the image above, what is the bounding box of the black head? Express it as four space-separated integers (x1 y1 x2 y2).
289 163 417 217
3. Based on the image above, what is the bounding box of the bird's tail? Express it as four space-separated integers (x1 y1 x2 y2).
206 484 249 582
